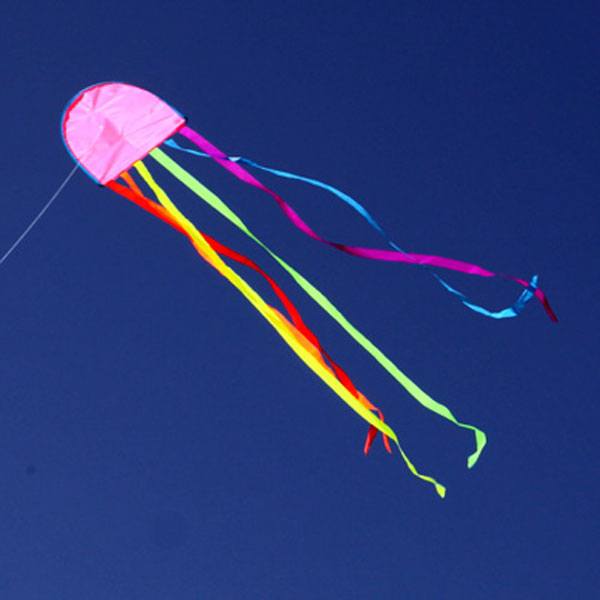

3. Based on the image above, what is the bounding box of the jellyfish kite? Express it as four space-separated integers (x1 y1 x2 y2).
61 82 556 497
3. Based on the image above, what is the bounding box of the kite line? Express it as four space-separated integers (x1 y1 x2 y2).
0 163 79 267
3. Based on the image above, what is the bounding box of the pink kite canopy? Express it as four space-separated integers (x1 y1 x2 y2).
61 82 185 184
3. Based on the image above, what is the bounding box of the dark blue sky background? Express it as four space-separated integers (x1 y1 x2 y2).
1 2 598 598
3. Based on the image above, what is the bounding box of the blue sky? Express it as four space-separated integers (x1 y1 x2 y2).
1 1 598 598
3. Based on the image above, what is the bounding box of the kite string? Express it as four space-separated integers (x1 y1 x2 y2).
0 163 80 267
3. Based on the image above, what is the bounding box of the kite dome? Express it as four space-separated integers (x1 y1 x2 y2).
61 82 185 184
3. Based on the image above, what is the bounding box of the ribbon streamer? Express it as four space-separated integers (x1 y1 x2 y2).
164 137 538 319
107 165 446 497
173 125 557 322
150 147 487 469
120 169 392 455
